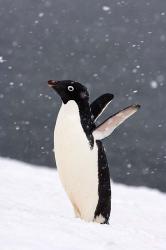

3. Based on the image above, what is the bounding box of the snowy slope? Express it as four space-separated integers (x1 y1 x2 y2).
0 158 165 250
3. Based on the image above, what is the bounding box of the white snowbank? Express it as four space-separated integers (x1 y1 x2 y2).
0 158 165 250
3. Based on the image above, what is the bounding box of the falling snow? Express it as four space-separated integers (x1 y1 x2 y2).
133 90 138 93
0 56 6 63
9 82 14 86
0 0 165 194
102 6 110 12
150 80 158 89
38 12 44 18
15 126 20 131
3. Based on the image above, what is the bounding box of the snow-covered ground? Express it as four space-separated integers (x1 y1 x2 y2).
0 158 165 250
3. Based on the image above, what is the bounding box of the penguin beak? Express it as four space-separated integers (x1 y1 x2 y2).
48 80 58 87
48 80 63 98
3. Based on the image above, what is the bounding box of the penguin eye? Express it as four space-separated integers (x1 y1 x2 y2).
68 86 74 92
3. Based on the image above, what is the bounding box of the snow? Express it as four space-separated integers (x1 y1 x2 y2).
0 158 166 250
102 6 111 12
38 13 44 18
9 82 14 86
15 126 20 131
160 34 166 42
0 56 6 63
150 80 158 89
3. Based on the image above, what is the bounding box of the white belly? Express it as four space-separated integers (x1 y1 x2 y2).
54 101 99 221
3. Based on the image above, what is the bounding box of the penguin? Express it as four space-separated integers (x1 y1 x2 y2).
48 80 140 224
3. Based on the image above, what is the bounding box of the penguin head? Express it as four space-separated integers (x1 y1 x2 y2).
48 80 89 104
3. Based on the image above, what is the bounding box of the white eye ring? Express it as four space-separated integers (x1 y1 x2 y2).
68 86 74 91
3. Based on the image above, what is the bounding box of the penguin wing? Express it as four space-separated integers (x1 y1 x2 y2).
93 104 140 140
90 93 114 121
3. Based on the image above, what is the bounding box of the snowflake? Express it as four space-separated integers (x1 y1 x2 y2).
102 6 110 11
0 56 6 63
38 12 44 18
9 82 14 86
15 126 20 131
150 81 158 89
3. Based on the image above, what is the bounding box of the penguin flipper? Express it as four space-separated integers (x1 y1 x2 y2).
90 94 114 121
93 104 140 140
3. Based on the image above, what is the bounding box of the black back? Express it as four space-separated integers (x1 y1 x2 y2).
94 140 111 224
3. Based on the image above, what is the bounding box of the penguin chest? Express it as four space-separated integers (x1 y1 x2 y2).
54 101 99 219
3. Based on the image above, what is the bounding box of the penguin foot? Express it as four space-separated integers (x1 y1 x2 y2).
93 214 106 224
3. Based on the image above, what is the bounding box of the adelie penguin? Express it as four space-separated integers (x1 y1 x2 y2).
48 80 140 224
